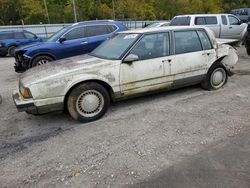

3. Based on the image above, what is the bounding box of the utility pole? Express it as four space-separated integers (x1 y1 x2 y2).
72 0 77 23
43 0 50 24
112 0 115 20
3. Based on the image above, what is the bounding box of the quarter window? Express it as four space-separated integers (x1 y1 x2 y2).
174 31 202 54
106 25 117 32
130 32 170 60
0 33 13 39
85 25 109 37
197 31 213 50
64 27 85 40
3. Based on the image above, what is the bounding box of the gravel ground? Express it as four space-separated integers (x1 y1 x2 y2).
0 47 250 188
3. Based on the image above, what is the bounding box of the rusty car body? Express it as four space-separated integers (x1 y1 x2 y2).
13 26 238 122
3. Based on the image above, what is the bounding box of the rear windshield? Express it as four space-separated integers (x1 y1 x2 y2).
169 17 191 26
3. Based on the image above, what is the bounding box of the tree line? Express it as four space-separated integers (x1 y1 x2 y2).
0 0 250 25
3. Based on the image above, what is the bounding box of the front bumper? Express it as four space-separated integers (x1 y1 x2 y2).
12 89 64 115
14 53 31 73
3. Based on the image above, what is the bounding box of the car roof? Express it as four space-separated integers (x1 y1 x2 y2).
69 20 120 27
174 14 233 17
120 26 208 34
0 30 27 34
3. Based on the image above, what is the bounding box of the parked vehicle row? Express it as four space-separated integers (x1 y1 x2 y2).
0 30 44 57
169 14 248 41
13 26 238 123
14 20 128 72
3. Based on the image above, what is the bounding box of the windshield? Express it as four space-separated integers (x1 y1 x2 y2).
146 23 160 28
47 27 69 42
90 33 140 60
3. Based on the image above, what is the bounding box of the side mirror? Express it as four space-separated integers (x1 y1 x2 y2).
59 37 66 43
34 35 38 39
238 20 243 25
123 54 139 63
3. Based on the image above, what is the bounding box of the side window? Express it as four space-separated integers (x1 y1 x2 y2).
195 17 206 25
106 25 117 33
229 16 240 25
169 17 191 26
221 15 228 25
174 31 202 54
197 31 213 50
14 32 25 39
24 32 35 39
85 25 109 37
0 33 13 39
130 32 170 61
205 17 217 24
195 17 217 25
64 27 85 40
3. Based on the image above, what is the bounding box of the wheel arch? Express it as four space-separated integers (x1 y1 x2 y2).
63 79 115 111
30 53 56 67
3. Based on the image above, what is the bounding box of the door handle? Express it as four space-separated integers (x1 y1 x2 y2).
162 59 171 63
81 41 88 45
202 52 210 56
229 26 232 29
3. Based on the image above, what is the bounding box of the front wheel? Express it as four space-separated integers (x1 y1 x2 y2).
201 64 228 91
32 55 53 67
67 82 110 123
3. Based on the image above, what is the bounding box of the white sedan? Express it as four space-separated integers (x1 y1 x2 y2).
13 26 238 122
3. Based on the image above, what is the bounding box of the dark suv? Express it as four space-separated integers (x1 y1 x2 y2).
231 8 250 23
14 20 128 72
0 30 43 57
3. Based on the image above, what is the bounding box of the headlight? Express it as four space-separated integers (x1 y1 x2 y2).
19 82 32 98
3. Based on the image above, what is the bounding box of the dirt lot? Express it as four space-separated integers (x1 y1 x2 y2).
0 47 250 188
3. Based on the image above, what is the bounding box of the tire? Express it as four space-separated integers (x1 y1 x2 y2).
67 82 110 123
32 55 53 67
201 64 228 91
247 47 250 56
8 46 16 57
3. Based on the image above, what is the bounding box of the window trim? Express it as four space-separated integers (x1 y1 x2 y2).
196 30 213 50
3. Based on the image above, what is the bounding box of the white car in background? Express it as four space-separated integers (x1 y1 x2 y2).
13 26 238 123
170 14 248 41
146 21 170 28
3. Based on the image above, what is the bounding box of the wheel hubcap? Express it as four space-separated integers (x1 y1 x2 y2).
76 90 104 117
211 68 226 88
37 59 49 66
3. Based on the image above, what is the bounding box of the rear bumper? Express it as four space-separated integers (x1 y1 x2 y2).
13 89 64 115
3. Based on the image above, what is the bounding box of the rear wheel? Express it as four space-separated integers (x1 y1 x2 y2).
201 64 228 91
67 82 110 123
32 55 53 67
8 46 16 57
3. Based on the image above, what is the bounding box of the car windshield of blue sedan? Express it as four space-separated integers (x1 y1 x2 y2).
47 27 69 42
90 33 140 60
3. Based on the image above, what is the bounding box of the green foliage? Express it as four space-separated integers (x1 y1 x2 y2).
0 0 250 25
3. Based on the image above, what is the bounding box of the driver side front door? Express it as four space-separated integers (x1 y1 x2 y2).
120 32 173 97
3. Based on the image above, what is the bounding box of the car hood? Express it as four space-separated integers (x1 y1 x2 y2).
20 54 107 85
16 41 53 52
